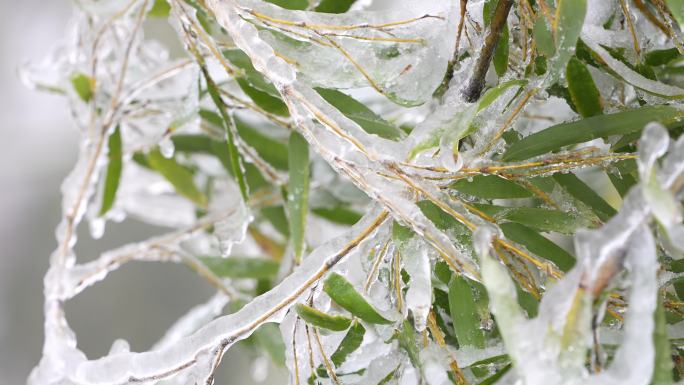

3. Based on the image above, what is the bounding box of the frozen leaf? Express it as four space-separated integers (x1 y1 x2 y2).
296 304 353 331
448 274 485 349
330 321 365 367
199 257 279 279
450 175 532 200
147 148 207 208
288 132 310 263
99 126 123 216
566 56 602 118
324 273 392 324
70 73 94 102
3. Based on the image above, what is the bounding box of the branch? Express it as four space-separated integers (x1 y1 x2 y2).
461 0 514 103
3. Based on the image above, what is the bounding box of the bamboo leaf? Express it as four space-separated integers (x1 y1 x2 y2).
494 25 510 77
199 257 279 279
503 106 684 161
474 204 592 235
315 0 357 13
666 0 684 27
288 132 310 263
265 0 308 10
148 0 171 17
330 321 365 367
70 73 94 102
566 56 603 118
315 88 404 140
652 296 675 384
312 206 363 225
296 304 353 331
549 0 587 81
553 173 616 222
533 16 555 57
450 175 533 199
236 78 289 117
449 275 485 349
253 323 286 366
147 148 207 208
99 126 122 216
323 273 392 324
201 68 249 200
499 223 576 272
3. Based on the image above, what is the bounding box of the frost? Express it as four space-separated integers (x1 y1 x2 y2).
25 0 684 384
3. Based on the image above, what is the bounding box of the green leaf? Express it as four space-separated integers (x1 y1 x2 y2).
499 223 576 272
533 17 555 57
265 0 308 10
323 273 392 324
477 80 527 113
666 0 684 27
549 0 587 81
566 56 603 118
199 257 279 279
147 148 207 208
474 204 591 234
503 105 684 161
494 25 510 77
315 0 357 13
148 0 171 17
477 364 512 385
652 296 674 384
645 48 681 67
288 132 310 262
316 88 404 140
236 78 289 117
396 320 421 368
262 205 290 237
450 175 532 199
223 49 281 98
449 275 485 349
201 67 249 201
553 173 616 222
330 321 365 367
70 73 94 102
296 304 353 331
312 206 363 225
171 134 213 153
99 126 123 216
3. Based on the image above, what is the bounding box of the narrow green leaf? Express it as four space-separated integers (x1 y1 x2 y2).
666 0 684 27
567 56 603 118
148 0 171 17
99 126 122 216
288 132 310 262
296 304 353 331
315 88 404 140
450 175 532 199
236 78 289 117
503 105 684 161
262 205 290 237
265 0 308 10
499 223 576 272
553 173 616 222
396 320 421 368
199 256 279 279
449 275 485 349
201 109 289 170
147 148 207 207
312 206 363 225
645 48 681 67
70 73 94 102
476 80 527 113
533 17 555 57
494 25 510 77
171 134 213 153
549 0 587 81
315 0 357 13
331 321 365 367
201 68 249 200
477 364 512 385
323 273 392 324
223 49 281 98
475 204 592 234
652 296 674 384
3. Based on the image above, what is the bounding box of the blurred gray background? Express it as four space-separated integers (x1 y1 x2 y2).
0 1 285 383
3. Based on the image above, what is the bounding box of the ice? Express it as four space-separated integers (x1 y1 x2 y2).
399 237 433 332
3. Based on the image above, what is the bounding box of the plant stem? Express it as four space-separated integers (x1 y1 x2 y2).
461 0 514 103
